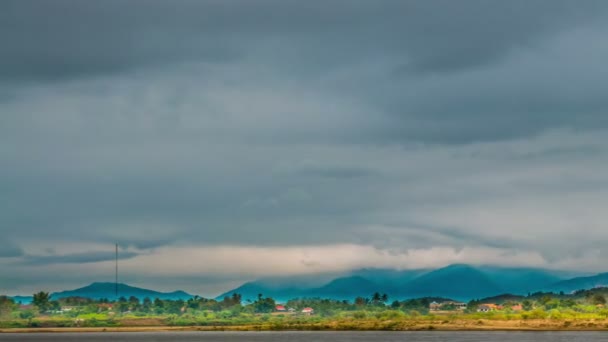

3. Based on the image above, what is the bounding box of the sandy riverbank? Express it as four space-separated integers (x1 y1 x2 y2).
3 319 608 333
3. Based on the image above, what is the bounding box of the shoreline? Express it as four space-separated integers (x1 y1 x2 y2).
3 320 608 333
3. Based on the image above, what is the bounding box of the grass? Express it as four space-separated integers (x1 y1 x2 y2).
4 313 608 332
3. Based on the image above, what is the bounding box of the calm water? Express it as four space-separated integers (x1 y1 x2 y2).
0 331 607 341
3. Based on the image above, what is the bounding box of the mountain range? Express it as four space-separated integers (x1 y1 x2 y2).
10 282 194 304
9 264 608 304
216 264 596 302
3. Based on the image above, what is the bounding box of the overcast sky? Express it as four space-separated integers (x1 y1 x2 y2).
2 0 608 296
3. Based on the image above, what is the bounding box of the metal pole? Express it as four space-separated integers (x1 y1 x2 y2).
115 243 118 300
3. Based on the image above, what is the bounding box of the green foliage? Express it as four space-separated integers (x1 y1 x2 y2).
252 295 275 313
32 291 51 312
0 296 16 318
19 310 35 321
592 294 606 305
5 287 608 330
353 311 367 319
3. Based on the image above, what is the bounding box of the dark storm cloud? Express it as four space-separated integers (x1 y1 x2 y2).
2 0 608 294
2 0 607 82
2 0 607 144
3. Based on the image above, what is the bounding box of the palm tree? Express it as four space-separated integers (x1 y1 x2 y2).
381 293 388 303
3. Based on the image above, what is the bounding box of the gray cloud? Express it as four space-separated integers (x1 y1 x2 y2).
21 251 138 265
294 165 379 180
2 0 606 82
2 0 608 294
0 241 24 258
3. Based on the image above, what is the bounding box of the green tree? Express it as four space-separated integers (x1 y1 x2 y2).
544 299 560 310
142 297 152 312
19 310 36 322
49 300 61 312
117 301 130 313
0 296 15 318
522 299 533 311
561 299 576 308
32 291 51 312
153 298 165 314
354 297 367 306
253 295 276 313
592 294 606 305
539 295 552 305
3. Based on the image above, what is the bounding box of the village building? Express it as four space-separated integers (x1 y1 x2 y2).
447 301 467 310
429 301 441 311
275 305 286 312
477 303 503 312
301 307 314 315
429 301 467 311
97 303 113 312
477 305 492 312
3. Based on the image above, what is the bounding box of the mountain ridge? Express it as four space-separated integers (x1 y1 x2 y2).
51 282 194 301
8 265 608 304
216 264 597 301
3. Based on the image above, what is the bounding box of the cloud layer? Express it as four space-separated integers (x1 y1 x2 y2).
2 0 608 295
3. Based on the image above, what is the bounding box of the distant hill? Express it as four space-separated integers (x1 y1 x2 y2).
10 265 607 304
305 276 378 299
349 268 430 288
477 266 565 294
51 282 194 301
397 264 503 300
218 264 585 302
217 281 307 303
9 295 33 304
547 273 608 293
476 294 526 304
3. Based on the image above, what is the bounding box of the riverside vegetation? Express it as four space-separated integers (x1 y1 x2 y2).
3 289 608 331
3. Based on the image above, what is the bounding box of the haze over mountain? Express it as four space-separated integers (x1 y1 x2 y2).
217 264 594 302
547 273 608 293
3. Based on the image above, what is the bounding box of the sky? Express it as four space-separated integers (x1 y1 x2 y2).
2 0 608 297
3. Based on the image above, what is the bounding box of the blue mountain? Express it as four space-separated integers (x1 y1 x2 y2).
547 273 608 293
9 295 33 304
397 264 503 300
305 276 378 299
51 282 194 301
217 264 583 302
477 266 567 294
11 265 599 304
217 281 306 303
350 268 430 288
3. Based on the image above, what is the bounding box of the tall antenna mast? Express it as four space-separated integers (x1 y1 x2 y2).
115 243 118 300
